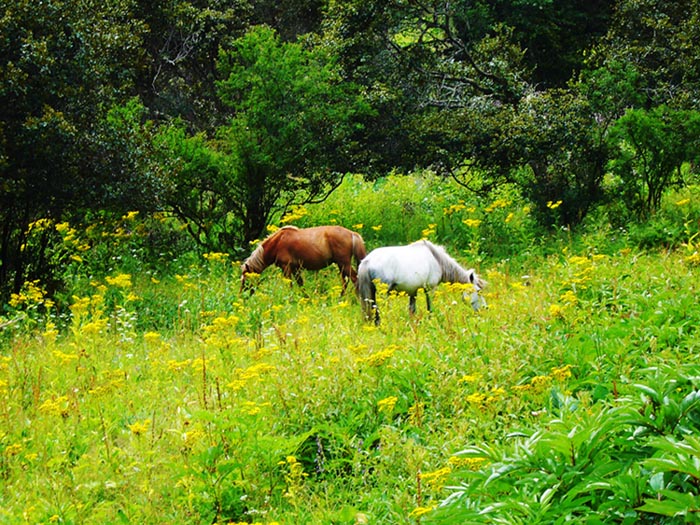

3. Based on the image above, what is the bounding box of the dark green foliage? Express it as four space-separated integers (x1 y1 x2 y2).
431 365 700 524
607 107 700 218
2 0 700 303
155 25 373 251
0 0 149 297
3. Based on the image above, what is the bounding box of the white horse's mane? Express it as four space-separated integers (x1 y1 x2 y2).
419 240 485 288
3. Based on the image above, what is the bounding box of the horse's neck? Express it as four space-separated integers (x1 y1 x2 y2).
431 247 471 283
246 244 268 272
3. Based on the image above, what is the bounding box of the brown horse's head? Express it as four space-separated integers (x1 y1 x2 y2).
240 243 265 293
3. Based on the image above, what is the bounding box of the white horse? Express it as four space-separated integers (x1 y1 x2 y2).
357 240 486 325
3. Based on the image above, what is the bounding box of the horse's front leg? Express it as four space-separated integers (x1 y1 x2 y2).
425 289 432 312
409 294 417 315
282 265 303 287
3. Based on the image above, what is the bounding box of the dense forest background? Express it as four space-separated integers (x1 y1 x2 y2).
2 0 700 300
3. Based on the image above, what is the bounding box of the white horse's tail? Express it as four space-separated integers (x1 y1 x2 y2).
357 262 376 322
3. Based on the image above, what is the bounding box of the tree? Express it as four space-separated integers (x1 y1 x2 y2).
587 0 700 109
0 0 151 297
161 26 371 249
608 107 700 217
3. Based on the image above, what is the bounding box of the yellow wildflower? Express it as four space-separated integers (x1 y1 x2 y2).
409 505 436 517
377 396 398 413
530 375 552 390
420 466 452 489
551 364 573 381
560 290 578 305
128 419 151 436
549 303 565 318
105 273 132 288
203 252 230 262
356 345 400 366
53 350 79 364
4 443 22 456
466 392 487 405
462 218 482 228
449 456 488 470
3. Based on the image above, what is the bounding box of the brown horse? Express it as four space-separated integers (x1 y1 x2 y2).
240 225 367 293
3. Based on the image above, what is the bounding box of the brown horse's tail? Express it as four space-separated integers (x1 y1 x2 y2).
351 232 367 265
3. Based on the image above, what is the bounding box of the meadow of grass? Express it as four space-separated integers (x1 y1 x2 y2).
1 175 700 524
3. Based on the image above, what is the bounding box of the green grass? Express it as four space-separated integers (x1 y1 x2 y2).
2 176 700 524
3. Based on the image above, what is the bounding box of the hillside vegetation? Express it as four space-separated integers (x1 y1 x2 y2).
2 175 700 524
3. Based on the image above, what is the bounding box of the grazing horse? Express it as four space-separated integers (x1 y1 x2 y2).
240 225 366 293
357 240 486 324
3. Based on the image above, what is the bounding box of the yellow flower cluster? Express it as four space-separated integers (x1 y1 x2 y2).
242 401 271 416
105 273 132 289
409 505 436 517
281 455 308 503
227 363 277 391
485 198 510 213
280 205 309 224
462 218 482 229
408 401 425 426
39 396 71 417
443 202 468 215
143 331 162 345
443 282 478 293
55 221 90 252
448 456 488 470
9 280 51 309
4 443 22 456
551 364 573 381
421 223 437 238
52 350 79 364
128 419 151 436
356 345 400 367
420 466 452 488
377 396 398 413
202 252 230 263
203 315 241 348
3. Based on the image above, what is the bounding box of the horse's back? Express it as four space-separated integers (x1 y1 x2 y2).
274 225 360 270
361 243 441 294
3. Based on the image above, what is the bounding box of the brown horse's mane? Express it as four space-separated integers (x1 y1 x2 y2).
243 225 300 273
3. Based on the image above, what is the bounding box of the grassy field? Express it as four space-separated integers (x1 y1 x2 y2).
2 176 700 524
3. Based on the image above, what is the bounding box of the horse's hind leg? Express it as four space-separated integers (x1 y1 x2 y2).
368 283 380 325
337 263 353 295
